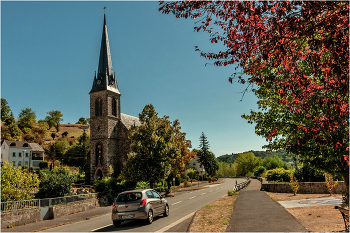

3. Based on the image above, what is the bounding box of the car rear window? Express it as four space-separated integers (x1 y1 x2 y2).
116 192 142 202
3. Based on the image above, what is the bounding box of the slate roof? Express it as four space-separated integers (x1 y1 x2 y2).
3 140 44 153
90 14 120 94
121 113 141 129
28 143 45 152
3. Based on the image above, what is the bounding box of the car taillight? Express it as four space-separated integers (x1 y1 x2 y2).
113 202 116 210
139 199 146 208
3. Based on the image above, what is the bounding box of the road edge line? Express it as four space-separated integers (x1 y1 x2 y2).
155 211 196 233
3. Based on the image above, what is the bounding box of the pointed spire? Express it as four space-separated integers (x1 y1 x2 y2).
90 13 120 94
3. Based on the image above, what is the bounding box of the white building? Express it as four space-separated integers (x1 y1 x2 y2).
1 140 44 169
186 156 206 175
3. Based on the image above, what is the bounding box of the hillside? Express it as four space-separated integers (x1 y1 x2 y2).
217 150 293 163
45 124 90 145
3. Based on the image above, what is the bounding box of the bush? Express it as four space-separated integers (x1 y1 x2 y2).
175 176 183 186
265 168 293 182
228 190 234 196
253 166 267 177
39 161 48 169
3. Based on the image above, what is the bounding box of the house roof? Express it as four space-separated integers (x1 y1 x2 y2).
28 143 45 152
3 140 44 152
121 113 141 129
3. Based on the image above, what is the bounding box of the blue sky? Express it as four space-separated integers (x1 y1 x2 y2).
1 1 268 156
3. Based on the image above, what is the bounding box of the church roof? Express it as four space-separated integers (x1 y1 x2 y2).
90 14 120 94
121 113 141 129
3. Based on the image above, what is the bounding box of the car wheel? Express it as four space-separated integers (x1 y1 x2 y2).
113 220 121 227
163 205 169 217
146 210 153 224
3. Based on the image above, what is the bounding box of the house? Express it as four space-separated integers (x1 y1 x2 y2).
1 140 44 169
186 156 206 176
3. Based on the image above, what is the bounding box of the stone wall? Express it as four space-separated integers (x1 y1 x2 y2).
49 199 99 219
1 208 41 229
261 181 346 194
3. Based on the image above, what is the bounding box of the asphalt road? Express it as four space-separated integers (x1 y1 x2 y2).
42 178 246 232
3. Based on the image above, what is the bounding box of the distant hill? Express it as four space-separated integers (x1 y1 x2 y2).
217 150 293 163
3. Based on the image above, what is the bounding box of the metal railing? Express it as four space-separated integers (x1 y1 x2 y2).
233 177 250 192
1 193 97 213
1 199 39 213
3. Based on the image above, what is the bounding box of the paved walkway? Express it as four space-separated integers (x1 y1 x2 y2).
278 196 342 208
226 179 307 232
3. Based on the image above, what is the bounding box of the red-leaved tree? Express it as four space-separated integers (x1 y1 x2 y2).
159 1 349 189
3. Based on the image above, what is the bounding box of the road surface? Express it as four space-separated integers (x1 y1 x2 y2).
42 178 246 232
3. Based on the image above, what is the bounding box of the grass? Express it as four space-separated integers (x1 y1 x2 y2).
189 192 239 232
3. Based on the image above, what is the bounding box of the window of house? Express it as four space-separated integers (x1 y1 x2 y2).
12 152 16 157
12 161 16 166
18 161 21 166
19 152 22 157
26 153 29 157
25 161 28 165
193 163 196 166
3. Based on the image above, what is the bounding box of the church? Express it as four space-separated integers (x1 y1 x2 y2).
86 14 141 184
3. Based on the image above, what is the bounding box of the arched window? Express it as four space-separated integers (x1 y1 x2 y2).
95 98 102 117
112 98 117 117
95 142 103 166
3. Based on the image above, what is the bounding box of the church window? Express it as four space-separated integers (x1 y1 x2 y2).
95 98 102 117
112 98 117 117
96 142 103 166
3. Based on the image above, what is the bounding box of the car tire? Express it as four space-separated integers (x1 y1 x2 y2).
163 205 169 217
146 210 153 224
113 220 121 227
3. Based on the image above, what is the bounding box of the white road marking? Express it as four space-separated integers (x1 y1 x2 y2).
155 211 196 233
189 196 196 199
91 224 112 232
201 193 206 195
171 201 182 205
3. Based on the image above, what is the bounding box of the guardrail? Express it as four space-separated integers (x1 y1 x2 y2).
233 177 250 192
1 193 98 213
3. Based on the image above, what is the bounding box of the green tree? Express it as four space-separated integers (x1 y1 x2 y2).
234 152 260 176
121 104 179 188
1 161 40 202
55 138 70 158
217 162 237 177
76 117 87 125
1 98 13 125
45 110 63 132
196 133 219 176
18 108 37 134
186 168 197 183
36 166 75 198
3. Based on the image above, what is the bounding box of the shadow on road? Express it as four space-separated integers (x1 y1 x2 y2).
93 216 164 232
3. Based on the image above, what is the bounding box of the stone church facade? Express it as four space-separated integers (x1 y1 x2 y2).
86 14 140 184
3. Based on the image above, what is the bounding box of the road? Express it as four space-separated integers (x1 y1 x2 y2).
42 178 246 232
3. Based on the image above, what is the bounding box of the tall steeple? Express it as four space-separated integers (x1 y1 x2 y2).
90 14 120 94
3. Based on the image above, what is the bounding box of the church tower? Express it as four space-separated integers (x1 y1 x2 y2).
89 14 121 182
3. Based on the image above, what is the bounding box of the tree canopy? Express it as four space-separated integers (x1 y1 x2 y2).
196 132 219 176
159 1 349 189
45 110 63 132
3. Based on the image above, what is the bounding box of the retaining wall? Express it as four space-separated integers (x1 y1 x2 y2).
1 208 41 229
261 181 346 194
49 198 99 219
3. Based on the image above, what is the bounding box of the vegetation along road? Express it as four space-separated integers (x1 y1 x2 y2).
42 178 245 232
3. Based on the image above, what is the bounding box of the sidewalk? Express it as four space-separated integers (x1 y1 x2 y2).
2 206 112 232
226 179 307 232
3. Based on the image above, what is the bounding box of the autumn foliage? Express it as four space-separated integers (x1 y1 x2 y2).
159 1 349 187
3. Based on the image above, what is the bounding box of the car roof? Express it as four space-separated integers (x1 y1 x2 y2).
118 189 154 195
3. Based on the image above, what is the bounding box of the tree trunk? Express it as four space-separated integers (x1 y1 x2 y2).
342 172 349 205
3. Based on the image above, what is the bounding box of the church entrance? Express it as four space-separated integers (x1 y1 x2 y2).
95 169 103 180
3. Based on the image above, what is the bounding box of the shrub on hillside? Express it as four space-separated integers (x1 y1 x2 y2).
265 168 293 182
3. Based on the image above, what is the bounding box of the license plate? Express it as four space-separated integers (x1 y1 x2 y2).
120 215 134 219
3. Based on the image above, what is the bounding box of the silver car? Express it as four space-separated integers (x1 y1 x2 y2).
112 189 169 226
